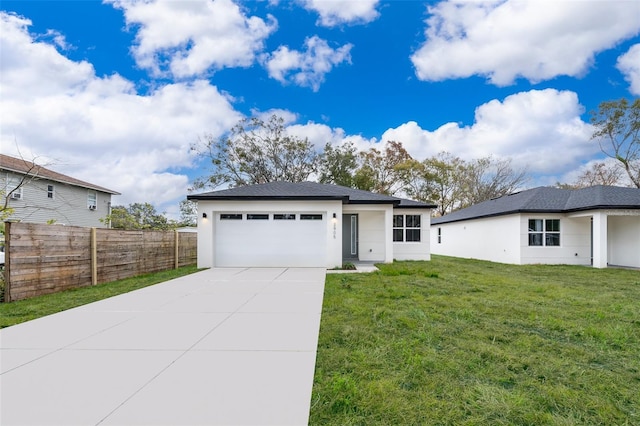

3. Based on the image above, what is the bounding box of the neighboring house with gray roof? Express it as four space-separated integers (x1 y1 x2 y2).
188 181 436 268
1 154 120 227
430 185 640 268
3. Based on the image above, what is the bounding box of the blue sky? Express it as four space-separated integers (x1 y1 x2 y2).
1 0 639 218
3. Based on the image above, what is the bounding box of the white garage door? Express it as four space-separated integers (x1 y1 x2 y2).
214 212 327 267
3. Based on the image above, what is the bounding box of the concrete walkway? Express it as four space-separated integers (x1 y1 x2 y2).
0 267 327 426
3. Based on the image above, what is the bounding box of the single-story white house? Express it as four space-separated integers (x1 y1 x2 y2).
188 181 435 268
430 185 640 269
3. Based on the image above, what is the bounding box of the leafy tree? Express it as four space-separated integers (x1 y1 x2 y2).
178 199 197 227
402 152 528 216
193 114 318 189
107 203 171 230
353 141 413 195
317 142 358 187
422 152 467 216
590 98 640 188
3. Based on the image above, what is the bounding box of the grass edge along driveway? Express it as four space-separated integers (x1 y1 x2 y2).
0 266 200 328
310 256 640 425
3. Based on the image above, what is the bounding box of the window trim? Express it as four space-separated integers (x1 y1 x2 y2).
87 190 97 210
528 218 560 247
437 227 441 244
393 214 421 243
47 184 55 199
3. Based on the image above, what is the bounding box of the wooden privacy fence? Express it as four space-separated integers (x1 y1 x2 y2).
3 222 197 302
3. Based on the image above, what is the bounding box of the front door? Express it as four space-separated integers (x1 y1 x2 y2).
342 214 358 260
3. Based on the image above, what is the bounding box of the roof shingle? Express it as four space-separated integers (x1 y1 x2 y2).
0 153 120 195
431 185 640 225
188 181 436 208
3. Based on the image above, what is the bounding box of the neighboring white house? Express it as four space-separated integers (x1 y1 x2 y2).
187 181 436 268
431 185 640 269
1 153 120 227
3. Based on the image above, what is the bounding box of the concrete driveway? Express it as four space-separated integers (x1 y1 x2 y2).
0 267 326 426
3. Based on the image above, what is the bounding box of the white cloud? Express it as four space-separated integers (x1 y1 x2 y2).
107 0 277 78
617 43 640 95
0 11 242 213
300 0 380 27
411 0 640 85
376 89 596 176
263 35 352 91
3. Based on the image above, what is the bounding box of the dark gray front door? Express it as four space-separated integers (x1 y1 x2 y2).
342 214 358 260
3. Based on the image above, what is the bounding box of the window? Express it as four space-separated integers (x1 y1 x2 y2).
300 214 322 220
393 214 421 242
87 191 97 210
47 184 54 199
528 219 560 246
274 214 296 220
247 214 269 220
220 214 242 220
7 177 22 200
437 227 442 244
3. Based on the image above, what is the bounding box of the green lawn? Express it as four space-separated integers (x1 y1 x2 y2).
310 256 640 425
0 266 200 328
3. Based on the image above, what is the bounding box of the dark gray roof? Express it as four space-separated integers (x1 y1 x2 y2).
431 185 640 225
188 181 436 208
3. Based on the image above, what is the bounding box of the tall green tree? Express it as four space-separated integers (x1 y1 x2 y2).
317 142 358 187
590 98 640 188
193 114 318 189
107 203 171 230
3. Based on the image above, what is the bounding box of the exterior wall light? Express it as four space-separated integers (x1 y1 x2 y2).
202 213 207 219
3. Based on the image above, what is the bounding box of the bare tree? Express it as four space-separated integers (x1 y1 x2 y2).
459 156 529 207
590 98 640 188
572 161 625 188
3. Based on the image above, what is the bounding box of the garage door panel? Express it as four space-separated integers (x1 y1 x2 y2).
215 213 326 267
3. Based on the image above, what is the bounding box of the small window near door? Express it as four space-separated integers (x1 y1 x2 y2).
274 214 296 220
247 214 269 220
220 214 242 220
300 214 322 220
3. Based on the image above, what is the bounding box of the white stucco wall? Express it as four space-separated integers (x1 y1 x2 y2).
196 199 342 268
393 209 431 261
608 216 640 268
520 214 591 266
430 215 521 264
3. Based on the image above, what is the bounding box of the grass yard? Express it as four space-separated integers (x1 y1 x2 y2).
0 265 200 328
310 256 640 425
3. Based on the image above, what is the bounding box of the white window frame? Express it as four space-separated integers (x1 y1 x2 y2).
6 176 23 200
87 190 97 210
393 214 421 242
528 219 560 247
47 184 55 199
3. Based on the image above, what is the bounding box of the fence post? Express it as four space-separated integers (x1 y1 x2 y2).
4 221 12 302
91 227 97 285
174 229 179 269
